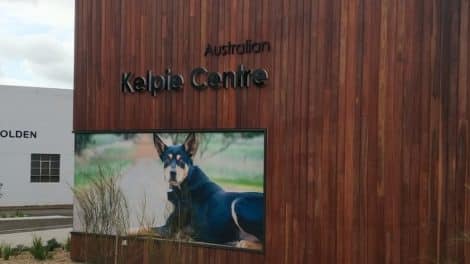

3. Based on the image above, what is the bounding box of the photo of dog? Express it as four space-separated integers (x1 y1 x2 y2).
74 131 265 251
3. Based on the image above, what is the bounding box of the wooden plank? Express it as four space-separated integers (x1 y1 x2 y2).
362 0 382 263
459 0 470 262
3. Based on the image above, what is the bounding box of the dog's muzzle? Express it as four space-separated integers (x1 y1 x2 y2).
170 171 177 181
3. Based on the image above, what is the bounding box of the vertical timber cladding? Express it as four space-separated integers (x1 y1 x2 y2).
73 0 470 263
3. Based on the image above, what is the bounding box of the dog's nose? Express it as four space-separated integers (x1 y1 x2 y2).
170 171 177 180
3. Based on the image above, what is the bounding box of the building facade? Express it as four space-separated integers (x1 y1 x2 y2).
0 85 73 207
71 0 469 263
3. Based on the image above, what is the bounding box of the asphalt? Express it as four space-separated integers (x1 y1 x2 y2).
0 216 72 234
0 207 73 234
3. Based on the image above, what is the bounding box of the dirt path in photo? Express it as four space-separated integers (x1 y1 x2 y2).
119 135 170 230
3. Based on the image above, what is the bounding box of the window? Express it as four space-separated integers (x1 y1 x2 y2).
31 154 60 183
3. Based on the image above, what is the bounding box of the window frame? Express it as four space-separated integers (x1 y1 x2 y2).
30 153 60 183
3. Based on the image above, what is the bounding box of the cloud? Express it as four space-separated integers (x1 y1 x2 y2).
0 34 73 88
0 0 74 32
0 0 74 89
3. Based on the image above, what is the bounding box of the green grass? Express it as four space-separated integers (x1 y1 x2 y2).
199 135 264 191
203 135 265 160
0 211 29 218
204 165 263 183
75 160 131 186
91 134 123 146
75 147 132 186
212 176 263 192
202 163 263 192
2 244 12 260
15 210 26 217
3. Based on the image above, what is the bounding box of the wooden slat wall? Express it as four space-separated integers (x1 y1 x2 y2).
73 0 470 263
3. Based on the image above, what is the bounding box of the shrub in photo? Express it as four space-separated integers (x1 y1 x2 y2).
72 166 129 235
134 192 158 235
72 166 130 263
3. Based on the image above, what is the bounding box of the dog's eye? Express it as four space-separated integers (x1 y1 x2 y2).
176 155 181 161
163 159 170 167
168 154 173 159
177 159 185 168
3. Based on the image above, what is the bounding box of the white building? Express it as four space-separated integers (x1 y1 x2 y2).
0 85 73 207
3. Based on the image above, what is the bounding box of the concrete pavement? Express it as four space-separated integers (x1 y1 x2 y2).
0 228 72 247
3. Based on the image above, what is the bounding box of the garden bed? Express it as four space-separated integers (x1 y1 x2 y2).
1 248 77 263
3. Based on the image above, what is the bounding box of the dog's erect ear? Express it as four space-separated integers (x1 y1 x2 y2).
153 134 167 158
183 133 199 157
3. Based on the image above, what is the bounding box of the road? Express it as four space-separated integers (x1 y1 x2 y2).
0 216 72 234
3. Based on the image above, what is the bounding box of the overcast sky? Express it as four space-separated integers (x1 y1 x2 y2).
0 0 74 89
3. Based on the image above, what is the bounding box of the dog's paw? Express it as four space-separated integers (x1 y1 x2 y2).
151 226 172 238
129 227 155 236
235 240 263 250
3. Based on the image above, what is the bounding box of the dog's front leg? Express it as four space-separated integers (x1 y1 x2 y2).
153 188 190 238
152 214 177 237
152 188 179 237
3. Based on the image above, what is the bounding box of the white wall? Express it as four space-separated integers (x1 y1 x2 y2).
0 85 73 207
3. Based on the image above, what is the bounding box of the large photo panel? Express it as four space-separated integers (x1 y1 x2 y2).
74 130 265 251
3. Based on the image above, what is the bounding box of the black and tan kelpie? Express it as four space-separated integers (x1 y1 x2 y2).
152 133 264 247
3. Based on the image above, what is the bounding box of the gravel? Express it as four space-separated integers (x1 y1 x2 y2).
1 249 78 264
